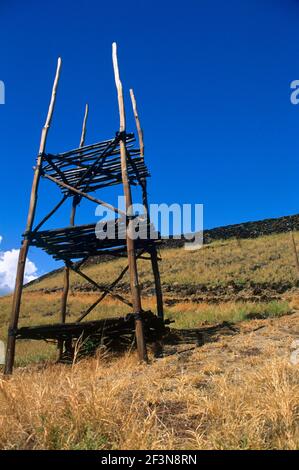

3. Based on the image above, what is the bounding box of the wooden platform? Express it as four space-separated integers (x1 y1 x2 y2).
4 47 164 375
16 312 167 351
42 133 149 193
30 218 160 261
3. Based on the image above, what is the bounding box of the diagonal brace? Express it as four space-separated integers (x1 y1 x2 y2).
42 172 126 217
68 263 132 308
76 248 147 322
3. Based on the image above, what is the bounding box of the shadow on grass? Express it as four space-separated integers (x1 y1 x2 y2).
153 321 239 357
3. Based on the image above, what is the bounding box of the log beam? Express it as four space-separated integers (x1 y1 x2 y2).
4 58 62 375
129 88 164 321
69 264 132 307
58 104 89 359
112 43 147 362
42 172 126 217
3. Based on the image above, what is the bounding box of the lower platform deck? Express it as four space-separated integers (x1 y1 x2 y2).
16 312 168 360
16 311 167 343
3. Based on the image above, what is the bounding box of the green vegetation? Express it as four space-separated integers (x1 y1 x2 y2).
165 300 291 329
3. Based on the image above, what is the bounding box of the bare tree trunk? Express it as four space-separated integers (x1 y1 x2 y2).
290 230 299 279
58 104 89 359
4 58 62 375
112 43 147 362
130 88 164 321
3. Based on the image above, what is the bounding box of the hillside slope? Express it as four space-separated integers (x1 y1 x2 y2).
26 229 299 302
1 219 299 449
0 311 299 449
1 226 299 365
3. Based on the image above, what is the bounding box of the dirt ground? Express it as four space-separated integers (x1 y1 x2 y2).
163 309 299 368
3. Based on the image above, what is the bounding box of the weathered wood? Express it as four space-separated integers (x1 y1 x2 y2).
77 248 146 322
59 104 89 358
48 159 148 182
58 265 70 357
4 58 62 375
130 88 164 321
69 264 132 307
75 138 120 192
290 230 299 279
129 88 148 208
43 151 149 192
112 42 147 362
5 45 164 374
54 134 134 159
30 220 157 262
77 264 130 322
150 247 164 320
42 172 126 216
79 104 89 149
44 137 124 196
45 144 139 171
43 139 137 170
129 89 144 159
33 195 68 233
15 312 166 352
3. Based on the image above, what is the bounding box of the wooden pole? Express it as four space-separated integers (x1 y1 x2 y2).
129 88 148 211
79 104 89 149
33 195 68 233
68 265 132 307
290 230 299 279
129 88 164 320
58 104 89 359
129 89 144 159
76 248 146 322
4 58 62 375
42 173 126 217
149 247 164 320
112 43 147 362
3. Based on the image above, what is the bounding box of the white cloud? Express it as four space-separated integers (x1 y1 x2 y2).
0 237 38 295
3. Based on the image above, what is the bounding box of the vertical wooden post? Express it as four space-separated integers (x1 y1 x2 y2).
129 89 148 210
129 88 164 320
4 58 62 375
149 247 164 320
112 43 147 362
79 104 89 149
58 104 89 359
129 89 144 158
290 230 299 279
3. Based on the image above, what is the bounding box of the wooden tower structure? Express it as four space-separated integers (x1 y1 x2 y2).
4 43 164 375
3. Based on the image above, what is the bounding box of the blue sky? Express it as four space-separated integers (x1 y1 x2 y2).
1 0 299 280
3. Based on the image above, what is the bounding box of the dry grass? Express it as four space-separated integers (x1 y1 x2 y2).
0 232 299 449
0 312 299 449
0 290 290 366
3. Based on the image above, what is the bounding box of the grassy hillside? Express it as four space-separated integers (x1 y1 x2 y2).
27 231 299 292
0 230 298 365
0 313 299 450
0 230 299 449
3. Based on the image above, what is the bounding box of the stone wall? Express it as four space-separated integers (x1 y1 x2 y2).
161 213 299 249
